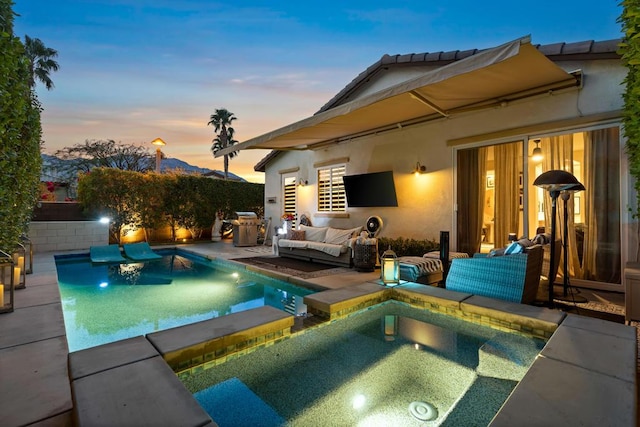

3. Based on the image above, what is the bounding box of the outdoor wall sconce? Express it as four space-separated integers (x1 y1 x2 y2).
531 139 543 162
298 178 308 186
0 250 16 313
533 169 585 307
12 243 26 289
381 246 399 286
414 162 426 175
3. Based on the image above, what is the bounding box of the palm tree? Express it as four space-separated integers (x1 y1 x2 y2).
208 108 238 179
24 35 59 90
211 129 239 179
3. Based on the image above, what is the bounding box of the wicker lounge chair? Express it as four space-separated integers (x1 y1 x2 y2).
445 245 544 304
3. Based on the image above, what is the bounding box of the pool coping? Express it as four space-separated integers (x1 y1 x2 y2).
3 246 636 426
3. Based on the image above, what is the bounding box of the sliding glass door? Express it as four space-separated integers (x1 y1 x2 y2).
457 125 621 287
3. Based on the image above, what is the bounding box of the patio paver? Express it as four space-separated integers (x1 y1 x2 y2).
72 355 215 427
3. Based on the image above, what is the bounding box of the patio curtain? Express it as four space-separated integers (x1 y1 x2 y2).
493 142 521 247
540 128 621 284
456 147 487 254
583 128 621 283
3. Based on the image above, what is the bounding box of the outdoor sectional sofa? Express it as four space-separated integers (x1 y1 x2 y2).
277 224 362 268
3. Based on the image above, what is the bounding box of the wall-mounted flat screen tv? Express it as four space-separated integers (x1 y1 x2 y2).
343 171 398 207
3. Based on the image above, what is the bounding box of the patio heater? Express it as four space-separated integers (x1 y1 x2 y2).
557 186 586 302
533 170 585 306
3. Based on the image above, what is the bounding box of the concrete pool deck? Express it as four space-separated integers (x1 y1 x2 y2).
0 240 636 426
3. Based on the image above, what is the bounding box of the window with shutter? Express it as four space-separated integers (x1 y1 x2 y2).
317 164 346 212
282 175 297 226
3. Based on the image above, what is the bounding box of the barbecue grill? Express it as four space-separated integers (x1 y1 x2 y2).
231 212 259 246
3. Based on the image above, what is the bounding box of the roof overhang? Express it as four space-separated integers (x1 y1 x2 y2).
216 36 582 157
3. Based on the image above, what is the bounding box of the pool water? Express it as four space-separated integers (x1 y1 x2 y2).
184 301 546 426
55 250 315 352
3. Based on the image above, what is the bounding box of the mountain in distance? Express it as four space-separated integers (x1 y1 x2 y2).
160 157 212 174
40 154 246 182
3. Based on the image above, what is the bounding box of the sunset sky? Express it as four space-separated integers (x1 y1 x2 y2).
14 0 622 183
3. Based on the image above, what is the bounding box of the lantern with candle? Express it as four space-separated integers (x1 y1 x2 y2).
12 243 26 289
21 235 33 274
0 250 15 313
380 246 400 286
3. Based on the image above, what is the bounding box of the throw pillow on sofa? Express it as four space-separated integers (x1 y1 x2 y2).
286 229 306 240
489 237 534 257
504 241 524 255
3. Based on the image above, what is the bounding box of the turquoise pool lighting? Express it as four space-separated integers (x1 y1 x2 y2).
56 250 314 352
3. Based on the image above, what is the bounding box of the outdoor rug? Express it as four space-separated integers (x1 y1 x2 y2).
242 246 274 254
230 255 352 279
554 302 625 324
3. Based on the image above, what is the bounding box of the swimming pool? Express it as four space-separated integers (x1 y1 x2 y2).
55 249 315 352
184 301 546 426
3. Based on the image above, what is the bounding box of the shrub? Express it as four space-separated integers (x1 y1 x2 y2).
377 236 439 257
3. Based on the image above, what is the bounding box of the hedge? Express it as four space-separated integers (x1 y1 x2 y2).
0 1 43 252
78 168 264 243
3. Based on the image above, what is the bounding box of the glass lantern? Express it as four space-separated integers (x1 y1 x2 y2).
12 243 26 289
21 235 33 274
0 250 15 313
380 246 399 286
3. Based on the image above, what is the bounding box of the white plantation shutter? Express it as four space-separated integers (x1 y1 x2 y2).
283 175 297 225
317 165 346 212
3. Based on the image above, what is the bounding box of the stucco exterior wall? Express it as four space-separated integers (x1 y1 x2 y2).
263 59 627 254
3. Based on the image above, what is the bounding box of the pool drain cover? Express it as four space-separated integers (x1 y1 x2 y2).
409 401 438 421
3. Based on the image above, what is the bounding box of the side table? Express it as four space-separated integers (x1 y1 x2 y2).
354 242 377 272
